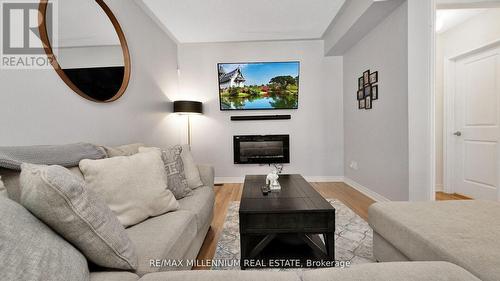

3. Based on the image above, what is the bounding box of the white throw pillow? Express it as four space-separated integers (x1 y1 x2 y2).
180 145 204 189
79 150 179 227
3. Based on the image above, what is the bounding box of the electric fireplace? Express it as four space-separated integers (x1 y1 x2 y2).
233 135 290 164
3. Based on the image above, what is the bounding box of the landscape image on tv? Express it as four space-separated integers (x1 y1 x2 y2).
218 62 300 110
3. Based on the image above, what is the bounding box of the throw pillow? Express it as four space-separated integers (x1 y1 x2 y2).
180 145 204 189
0 196 89 281
19 164 138 270
102 143 145 157
139 146 191 199
0 176 7 198
79 150 179 227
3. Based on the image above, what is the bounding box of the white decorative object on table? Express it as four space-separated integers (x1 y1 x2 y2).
266 170 281 191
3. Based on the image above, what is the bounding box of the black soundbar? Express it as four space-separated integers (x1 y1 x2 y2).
230 115 291 121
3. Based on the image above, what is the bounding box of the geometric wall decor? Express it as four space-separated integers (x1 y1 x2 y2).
357 70 378 110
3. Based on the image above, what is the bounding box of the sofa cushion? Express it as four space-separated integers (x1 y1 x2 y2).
79 150 179 227
20 164 138 270
126 210 197 276
369 200 500 281
180 145 204 189
90 272 139 281
103 143 145 157
303 262 480 281
139 270 301 281
178 186 214 232
140 146 191 199
0 196 89 281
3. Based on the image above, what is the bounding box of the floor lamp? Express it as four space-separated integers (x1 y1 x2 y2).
173 100 203 149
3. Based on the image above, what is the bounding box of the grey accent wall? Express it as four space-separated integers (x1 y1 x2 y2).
0 0 181 147
343 2 409 200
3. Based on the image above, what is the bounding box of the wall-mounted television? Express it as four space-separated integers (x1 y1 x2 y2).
218 61 300 110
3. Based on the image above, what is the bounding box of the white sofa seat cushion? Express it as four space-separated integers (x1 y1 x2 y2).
178 186 214 232
90 272 139 281
139 270 301 281
303 262 480 281
126 210 197 276
369 200 500 281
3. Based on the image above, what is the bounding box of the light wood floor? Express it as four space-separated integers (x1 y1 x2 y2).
193 183 471 269
436 191 472 201
193 182 374 269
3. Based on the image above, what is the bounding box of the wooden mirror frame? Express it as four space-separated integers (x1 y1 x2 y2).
38 0 131 103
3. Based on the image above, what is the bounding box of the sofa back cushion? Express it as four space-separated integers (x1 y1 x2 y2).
20 163 138 270
0 196 89 281
79 150 179 227
102 143 145 158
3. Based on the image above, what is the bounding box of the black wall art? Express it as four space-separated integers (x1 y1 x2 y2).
357 70 378 110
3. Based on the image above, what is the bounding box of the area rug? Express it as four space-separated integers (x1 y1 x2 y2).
212 199 375 270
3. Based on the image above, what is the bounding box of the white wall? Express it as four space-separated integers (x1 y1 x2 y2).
343 2 409 201
177 40 344 182
0 0 181 148
435 8 500 188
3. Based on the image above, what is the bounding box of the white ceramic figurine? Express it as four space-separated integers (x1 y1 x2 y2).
266 170 281 191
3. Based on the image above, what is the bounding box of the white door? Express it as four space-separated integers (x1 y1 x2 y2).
452 46 500 200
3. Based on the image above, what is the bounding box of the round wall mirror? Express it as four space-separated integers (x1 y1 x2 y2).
39 0 131 103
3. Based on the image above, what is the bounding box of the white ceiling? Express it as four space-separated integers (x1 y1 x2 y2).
436 8 487 34
140 0 345 43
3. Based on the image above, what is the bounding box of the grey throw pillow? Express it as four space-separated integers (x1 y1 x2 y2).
0 196 89 281
139 146 191 199
20 164 138 270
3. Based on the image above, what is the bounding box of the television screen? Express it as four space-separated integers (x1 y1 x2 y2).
218 61 300 110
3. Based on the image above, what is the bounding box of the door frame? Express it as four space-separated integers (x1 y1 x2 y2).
443 39 500 198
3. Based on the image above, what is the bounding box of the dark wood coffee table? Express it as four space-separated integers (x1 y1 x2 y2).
239 174 335 269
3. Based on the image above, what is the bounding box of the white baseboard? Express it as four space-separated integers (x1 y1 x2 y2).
435 184 444 192
303 176 344 182
216 175 390 202
215 177 244 184
215 176 344 185
343 177 390 202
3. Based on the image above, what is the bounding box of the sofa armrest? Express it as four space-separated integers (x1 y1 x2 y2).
197 164 214 188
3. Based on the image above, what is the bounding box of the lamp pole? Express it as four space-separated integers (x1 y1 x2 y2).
187 115 192 149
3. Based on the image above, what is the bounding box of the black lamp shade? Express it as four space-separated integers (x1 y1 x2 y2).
173 100 203 114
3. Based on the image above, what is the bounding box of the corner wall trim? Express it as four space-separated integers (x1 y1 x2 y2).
343 177 390 202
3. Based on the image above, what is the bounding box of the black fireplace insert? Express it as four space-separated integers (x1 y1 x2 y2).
233 135 290 164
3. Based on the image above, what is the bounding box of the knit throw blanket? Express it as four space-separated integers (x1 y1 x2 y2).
0 143 106 170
